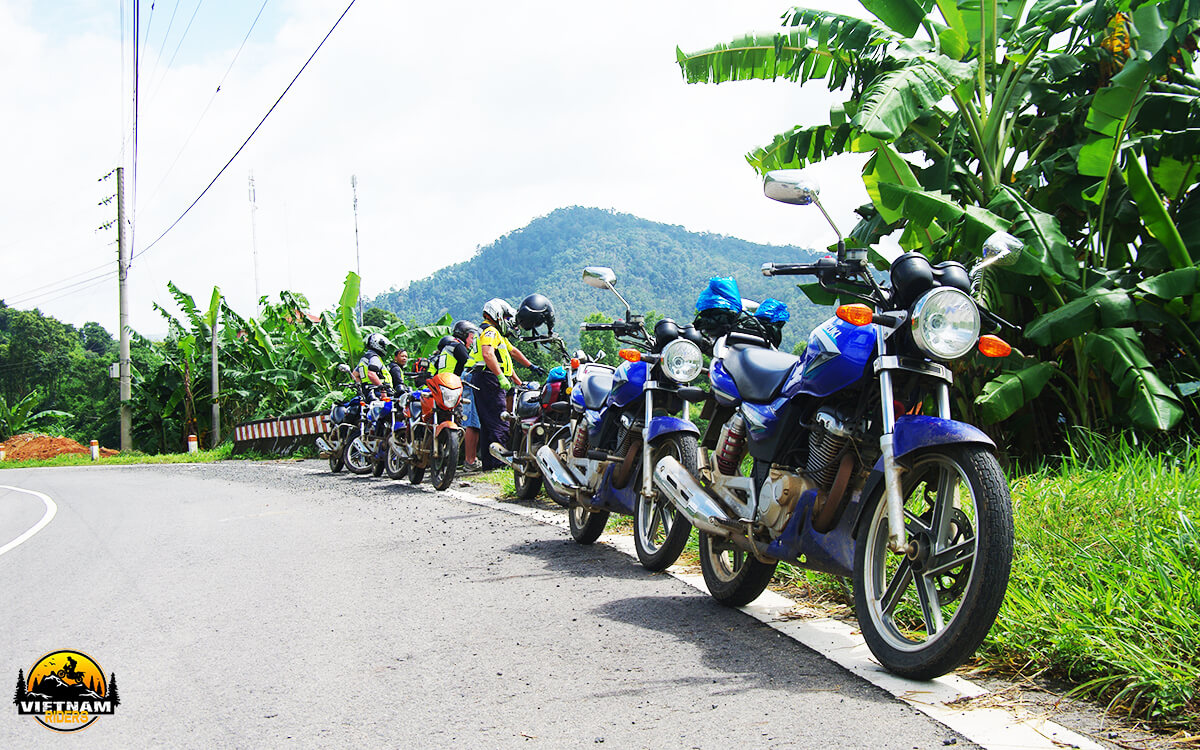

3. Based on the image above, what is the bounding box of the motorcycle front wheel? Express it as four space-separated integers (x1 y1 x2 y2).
568 503 608 544
385 442 409 480
854 444 1013 680
633 434 696 571
510 425 543 500
342 435 374 475
698 458 777 605
430 430 460 491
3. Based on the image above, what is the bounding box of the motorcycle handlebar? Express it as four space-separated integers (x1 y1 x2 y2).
761 261 820 277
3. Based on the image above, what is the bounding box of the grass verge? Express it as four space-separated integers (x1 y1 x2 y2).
0 443 236 468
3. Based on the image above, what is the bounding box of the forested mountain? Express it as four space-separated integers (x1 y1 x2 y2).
369 207 830 353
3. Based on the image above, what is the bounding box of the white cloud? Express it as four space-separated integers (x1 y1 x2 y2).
1 0 871 336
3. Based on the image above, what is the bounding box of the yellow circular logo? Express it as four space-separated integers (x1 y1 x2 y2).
13 650 118 732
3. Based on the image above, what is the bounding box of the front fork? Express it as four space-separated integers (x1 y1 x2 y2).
641 385 655 499
876 327 953 554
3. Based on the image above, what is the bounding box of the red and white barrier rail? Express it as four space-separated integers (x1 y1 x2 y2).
234 413 331 443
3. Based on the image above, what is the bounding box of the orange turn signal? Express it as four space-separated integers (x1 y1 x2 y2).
570 358 580 369
618 349 642 362
836 304 874 327
978 335 1012 358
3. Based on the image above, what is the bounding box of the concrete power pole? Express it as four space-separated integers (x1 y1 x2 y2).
351 175 362 324
117 166 132 451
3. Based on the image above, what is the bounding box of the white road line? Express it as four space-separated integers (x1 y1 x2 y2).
436 485 1105 750
0 484 58 557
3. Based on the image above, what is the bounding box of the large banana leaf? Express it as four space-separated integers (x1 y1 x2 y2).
975 361 1057 423
1025 290 1137 345
1083 327 1184 430
854 55 975 140
1124 156 1193 268
337 272 363 361
987 186 1077 282
877 182 1007 250
205 287 222 329
863 144 922 223
747 123 858 173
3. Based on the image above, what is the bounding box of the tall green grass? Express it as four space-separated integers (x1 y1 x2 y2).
984 436 1200 727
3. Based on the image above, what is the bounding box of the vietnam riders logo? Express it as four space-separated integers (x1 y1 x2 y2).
13 650 119 732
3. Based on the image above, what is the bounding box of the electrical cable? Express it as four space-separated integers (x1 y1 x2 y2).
4 259 116 301
147 0 182 88
31 274 117 308
5 270 118 307
148 0 204 101
134 0 358 261
142 0 272 208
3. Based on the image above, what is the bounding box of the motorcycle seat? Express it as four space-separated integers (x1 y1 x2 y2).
723 343 800 403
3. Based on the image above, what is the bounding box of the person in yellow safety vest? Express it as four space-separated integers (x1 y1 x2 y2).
468 299 543 470
429 320 480 377
352 332 394 398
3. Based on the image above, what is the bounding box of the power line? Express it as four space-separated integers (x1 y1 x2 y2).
142 0 272 208
4 260 115 301
148 0 205 102
134 0 358 260
147 0 183 87
5 270 119 307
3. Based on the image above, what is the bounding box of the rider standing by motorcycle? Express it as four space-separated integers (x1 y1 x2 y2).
388 348 410 392
467 299 541 471
430 321 482 469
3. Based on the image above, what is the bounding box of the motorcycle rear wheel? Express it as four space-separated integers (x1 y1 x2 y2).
633 434 696 571
342 435 374 475
853 445 1013 680
430 430 460 491
568 503 608 545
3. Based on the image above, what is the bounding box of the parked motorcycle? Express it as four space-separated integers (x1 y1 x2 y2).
315 363 361 473
652 170 1020 679
536 267 708 571
387 371 465 490
489 330 576 505
341 387 393 476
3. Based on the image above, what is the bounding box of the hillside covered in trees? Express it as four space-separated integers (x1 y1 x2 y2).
368 207 830 353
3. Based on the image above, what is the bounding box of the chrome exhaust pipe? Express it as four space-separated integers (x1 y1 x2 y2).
314 437 332 455
653 455 738 537
536 445 586 493
488 442 517 470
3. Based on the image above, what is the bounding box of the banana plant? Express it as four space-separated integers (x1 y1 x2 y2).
677 0 1200 440
0 390 72 441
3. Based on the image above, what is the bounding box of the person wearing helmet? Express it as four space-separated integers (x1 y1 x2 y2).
429 321 483 470
467 299 538 470
352 332 394 398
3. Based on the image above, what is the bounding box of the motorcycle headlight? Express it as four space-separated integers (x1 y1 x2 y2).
440 386 462 408
910 287 980 360
660 338 704 383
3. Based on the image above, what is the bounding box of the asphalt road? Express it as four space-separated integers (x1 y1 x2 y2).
0 461 976 749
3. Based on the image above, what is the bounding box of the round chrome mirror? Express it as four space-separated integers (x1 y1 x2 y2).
764 170 820 206
981 231 1023 268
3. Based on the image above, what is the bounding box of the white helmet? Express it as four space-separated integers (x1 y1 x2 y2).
365 332 393 355
482 298 516 334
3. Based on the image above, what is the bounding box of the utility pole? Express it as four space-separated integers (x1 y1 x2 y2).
249 172 261 310
117 166 132 451
351 174 362 324
211 304 220 448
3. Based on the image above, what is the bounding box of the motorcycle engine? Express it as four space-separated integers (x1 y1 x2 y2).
808 407 856 489
757 467 817 534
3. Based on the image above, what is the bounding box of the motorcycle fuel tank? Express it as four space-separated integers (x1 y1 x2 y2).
792 316 877 398
608 360 648 409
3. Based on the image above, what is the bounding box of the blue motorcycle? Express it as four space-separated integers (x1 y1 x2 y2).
653 170 1021 679
537 266 708 571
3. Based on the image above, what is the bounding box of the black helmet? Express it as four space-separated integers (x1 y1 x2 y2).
516 293 555 332
451 320 481 343
435 334 458 352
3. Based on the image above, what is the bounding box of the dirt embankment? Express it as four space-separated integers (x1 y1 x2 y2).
0 433 118 461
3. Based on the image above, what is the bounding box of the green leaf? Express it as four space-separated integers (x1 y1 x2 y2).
863 145 922 223
1025 290 1136 345
877 182 1008 249
853 55 975 140
1078 136 1117 178
205 287 222 329
1083 328 1183 430
747 123 857 173
337 272 363 361
1123 156 1194 268
860 0 932 37
975 361 1056 423
987 186 1076 281
1136 268 1200 299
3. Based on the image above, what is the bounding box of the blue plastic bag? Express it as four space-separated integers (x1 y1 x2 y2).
695 277 742 313
754 298 790 323
546 365 567 383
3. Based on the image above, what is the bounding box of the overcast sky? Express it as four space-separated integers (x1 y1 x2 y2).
1 0 872 337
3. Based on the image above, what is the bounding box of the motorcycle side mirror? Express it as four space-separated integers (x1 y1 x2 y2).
980 231 1023 269
971 231 1024 297
582 266 617 289
594 350 606 362
763 169 846 256
337 363 352 374
741 299 761 315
